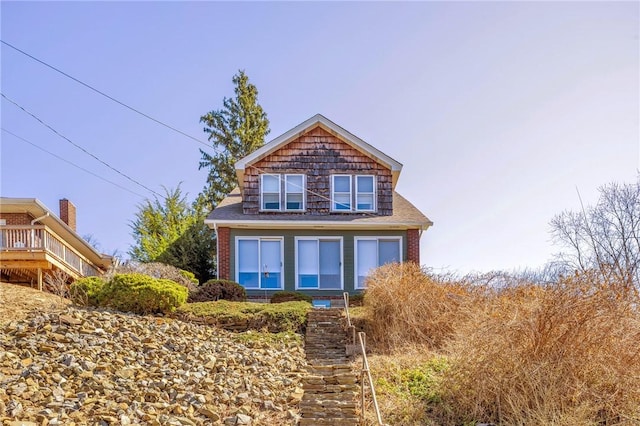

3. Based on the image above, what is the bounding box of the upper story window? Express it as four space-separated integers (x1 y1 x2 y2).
260 173 305 211
356 175 375 211
261 174 281 210
331 174 376 212
285 174 304 210
332 175 352 211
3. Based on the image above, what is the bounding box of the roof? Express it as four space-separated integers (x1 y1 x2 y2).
205 188 433 230
235 114 404 190
0 197 112 269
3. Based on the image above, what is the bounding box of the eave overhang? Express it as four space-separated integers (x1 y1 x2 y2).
204 218 433 231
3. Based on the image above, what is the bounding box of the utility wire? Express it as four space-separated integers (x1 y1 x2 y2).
2 128 148 199
1 39 215 151
246 163 384 220
1 92 163 198
1 41 386 214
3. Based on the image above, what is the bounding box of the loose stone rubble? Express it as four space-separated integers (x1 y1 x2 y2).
0 307 307 425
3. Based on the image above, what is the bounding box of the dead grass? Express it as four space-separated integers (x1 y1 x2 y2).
363 262 471 351
0 282 71 325
361 264 640 425
441 272 640 425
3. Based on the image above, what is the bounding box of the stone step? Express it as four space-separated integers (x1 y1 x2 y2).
301 309 357 424
299 418 359 425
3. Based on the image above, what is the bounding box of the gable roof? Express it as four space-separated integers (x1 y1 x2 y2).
235 114 403 190
206 187 433 230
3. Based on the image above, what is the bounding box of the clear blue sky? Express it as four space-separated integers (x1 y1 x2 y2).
1 1 638 273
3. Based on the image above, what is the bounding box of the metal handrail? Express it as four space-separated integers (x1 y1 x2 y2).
343 292 385 426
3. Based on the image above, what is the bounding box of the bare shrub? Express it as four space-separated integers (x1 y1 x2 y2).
44 269 71 298
440 270 640 425
363 262 472 351
187 279 246 303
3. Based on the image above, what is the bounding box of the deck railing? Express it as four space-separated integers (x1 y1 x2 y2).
0 225 100 277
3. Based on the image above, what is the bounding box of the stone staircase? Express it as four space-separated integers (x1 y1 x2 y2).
300 308 359 425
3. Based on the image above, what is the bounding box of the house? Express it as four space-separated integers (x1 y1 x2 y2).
205 114 432 303
0 198 112 290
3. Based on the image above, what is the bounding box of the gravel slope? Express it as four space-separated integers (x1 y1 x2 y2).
0 284 306 425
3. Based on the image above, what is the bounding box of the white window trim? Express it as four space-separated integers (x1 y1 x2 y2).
260 174 281 211
235 236 284 290
284 174 306 212
294 236 344 290
331 174 352 212
355 175 376 212
354 236 403 289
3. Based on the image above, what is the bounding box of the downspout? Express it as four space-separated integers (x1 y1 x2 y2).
31 212 49 225
30 212 49 249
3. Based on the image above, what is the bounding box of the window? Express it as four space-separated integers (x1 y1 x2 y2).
331 174 376 212
296 237 343 290
236 237 283 289
285 174 305 211
261 175 281 210
332 175 352 211
261 174 305 211
355 237 402 288
356 175 375 211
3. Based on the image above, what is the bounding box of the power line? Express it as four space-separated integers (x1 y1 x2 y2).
0 39 215 151
0 41 384 214
2 128 148 199
1 92 163 198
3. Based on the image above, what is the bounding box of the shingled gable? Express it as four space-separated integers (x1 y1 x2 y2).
235 113 403 193
206 114 432 297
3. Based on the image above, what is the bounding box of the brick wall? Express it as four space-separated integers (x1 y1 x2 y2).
0 213 34 225
217 227 230 280
243 126 393 216
59 199 77 231
407 228 420 264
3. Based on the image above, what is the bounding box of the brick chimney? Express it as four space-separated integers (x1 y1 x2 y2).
59 199 77 231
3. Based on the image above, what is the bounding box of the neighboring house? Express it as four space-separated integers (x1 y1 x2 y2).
205 114 432 303
0 198 112 290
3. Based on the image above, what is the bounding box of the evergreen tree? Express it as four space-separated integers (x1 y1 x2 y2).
129 185 215 282
198 70 270 211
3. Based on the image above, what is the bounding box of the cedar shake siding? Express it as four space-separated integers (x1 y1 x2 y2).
205 114 433 297
242 127 393 216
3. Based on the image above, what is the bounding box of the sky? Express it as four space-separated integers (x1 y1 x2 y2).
1 1 638 274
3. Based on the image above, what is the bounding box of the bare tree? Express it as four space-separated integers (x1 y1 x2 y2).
550 177 640 290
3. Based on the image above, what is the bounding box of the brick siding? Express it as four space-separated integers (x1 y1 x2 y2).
217 227 230 280
0 213 34 225
407 228 420 263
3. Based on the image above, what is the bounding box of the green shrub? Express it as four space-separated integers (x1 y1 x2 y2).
188 279 246 303
179 269 199 286
176 300 312 333
108 262 198 293
270 291 312 304
100 273 187 314
70 276 106 306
